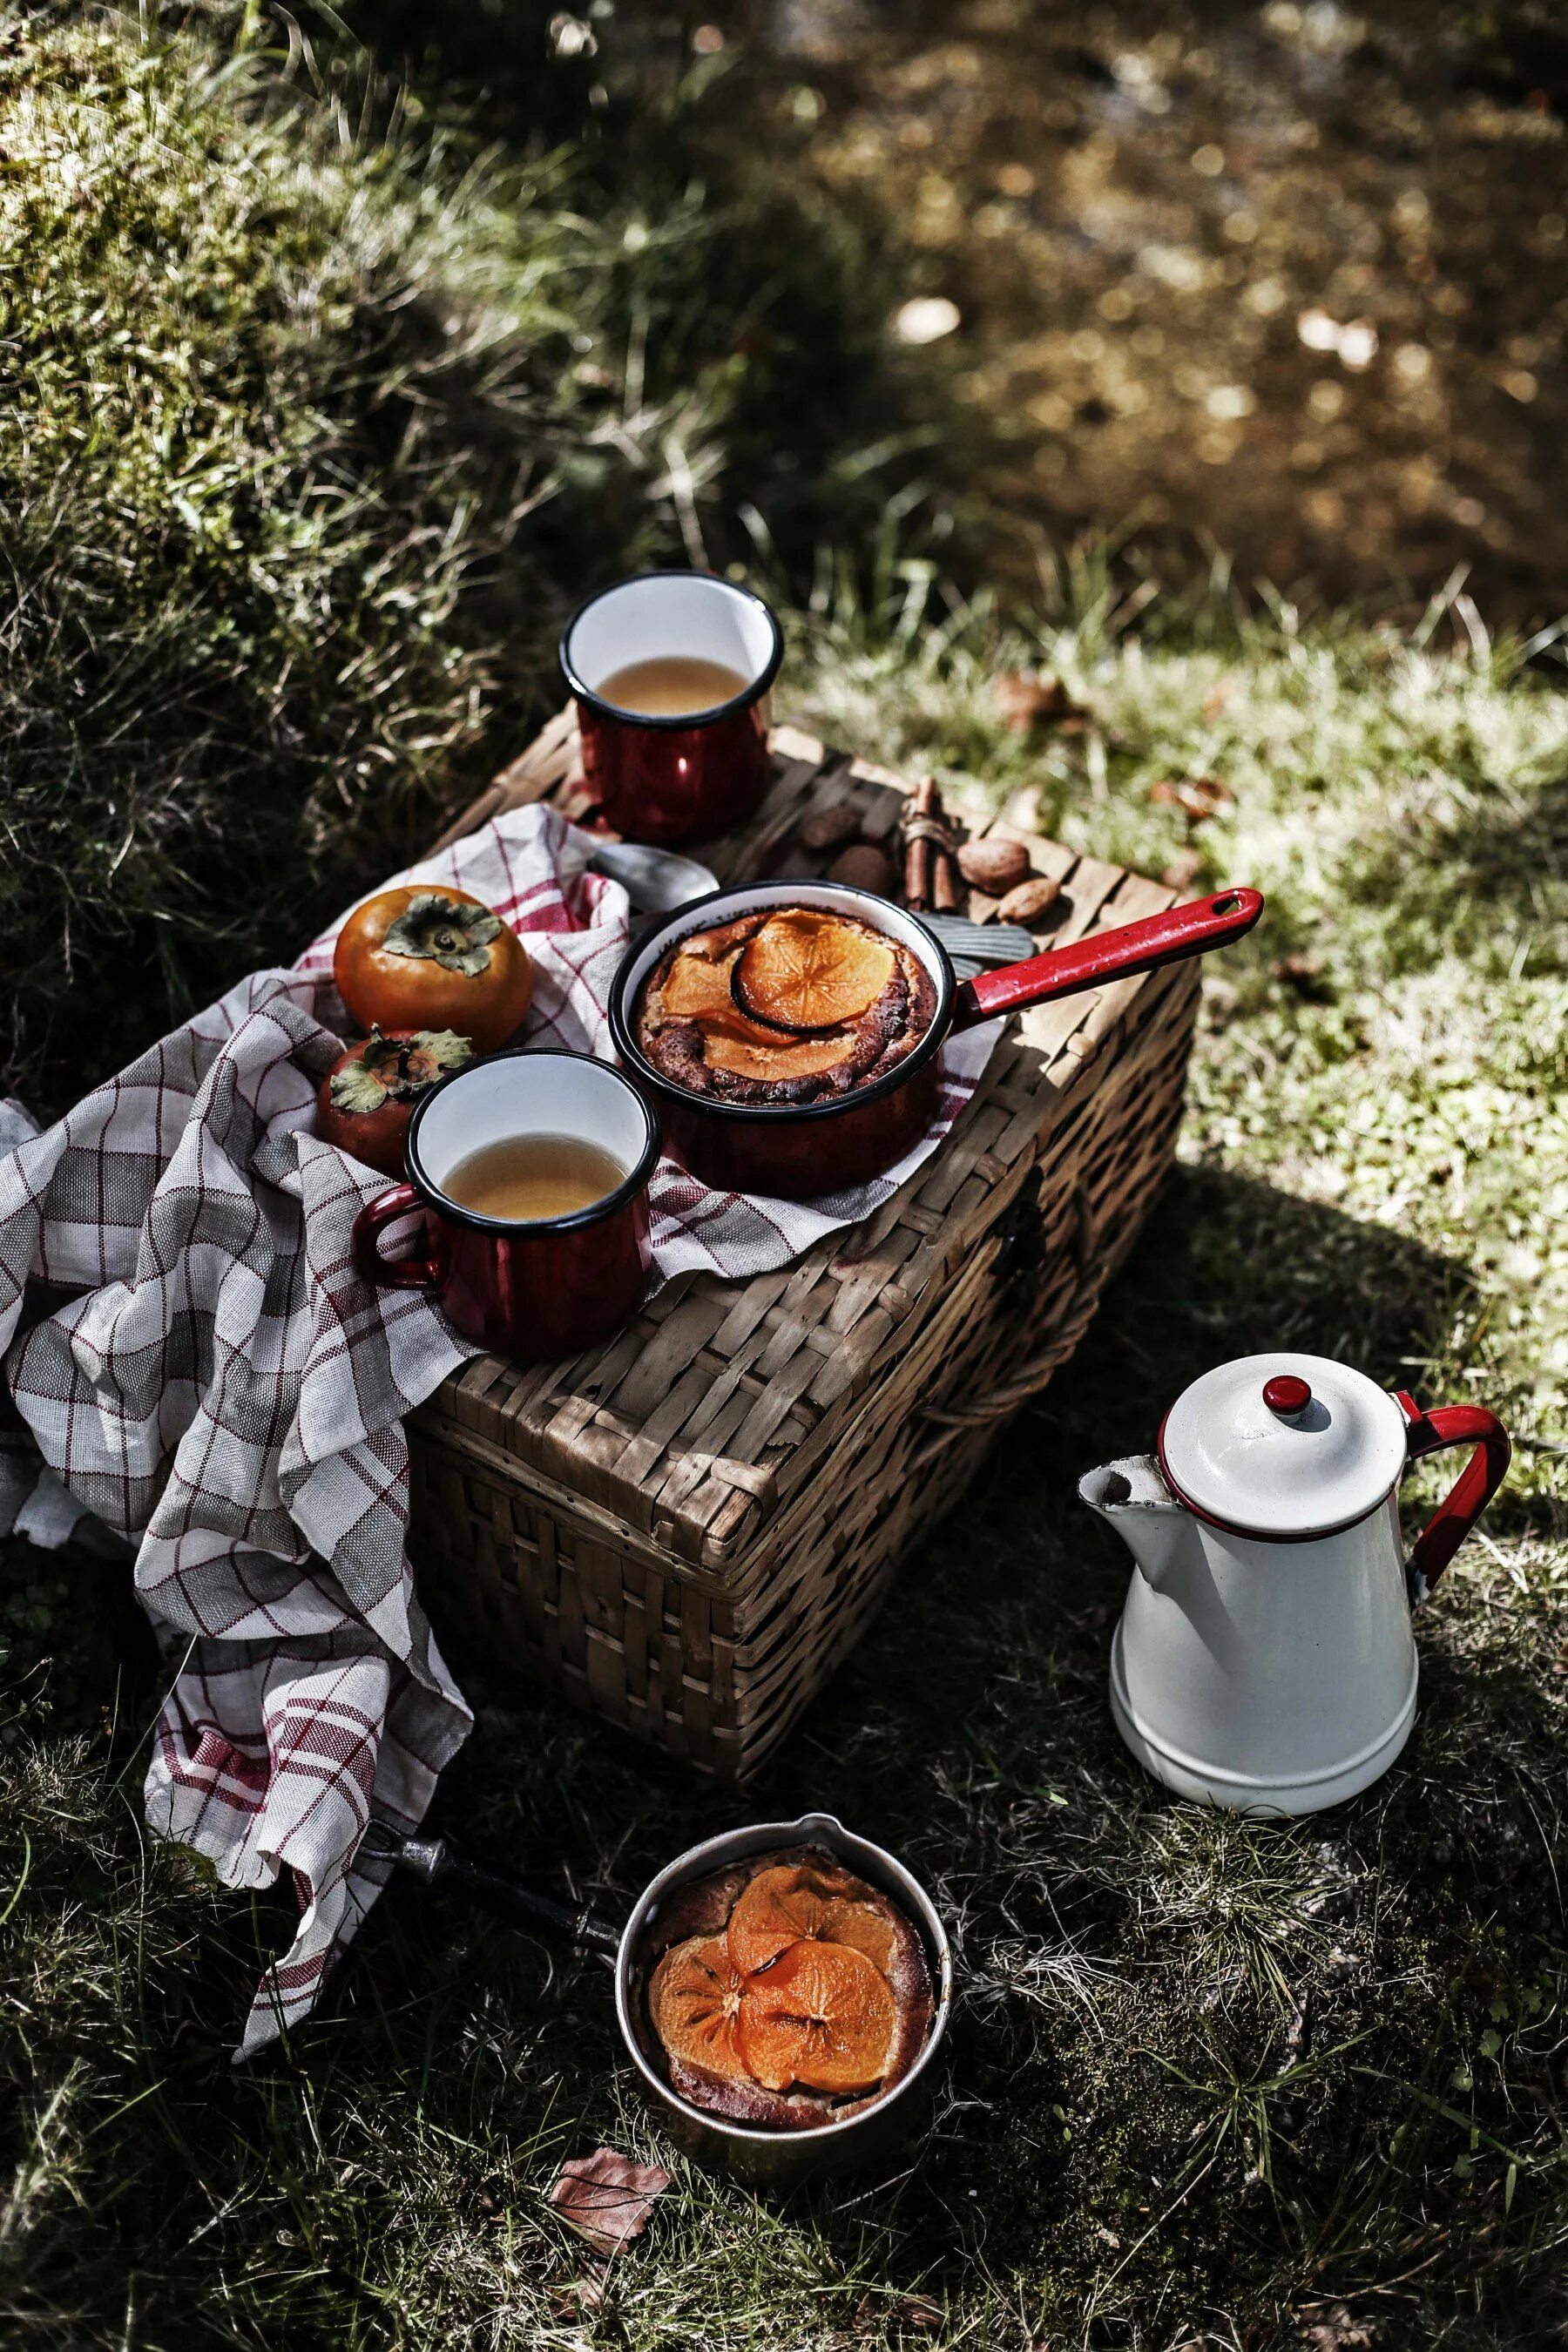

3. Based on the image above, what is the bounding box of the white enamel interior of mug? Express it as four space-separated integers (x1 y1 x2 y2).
415 1055 647 1206
566 575 776 706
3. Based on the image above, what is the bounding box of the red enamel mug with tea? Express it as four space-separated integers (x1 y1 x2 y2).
560 571 783 847
351 1051 660 1361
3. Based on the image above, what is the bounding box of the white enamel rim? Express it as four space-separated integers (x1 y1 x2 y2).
606 880 956 1123
403 1048 660 1234
561 571 784 730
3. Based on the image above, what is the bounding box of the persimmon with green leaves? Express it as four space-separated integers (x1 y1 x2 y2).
334 886 533 1051
315 1027 472 1176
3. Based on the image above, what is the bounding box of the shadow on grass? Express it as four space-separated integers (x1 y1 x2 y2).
362 1167 1562 2322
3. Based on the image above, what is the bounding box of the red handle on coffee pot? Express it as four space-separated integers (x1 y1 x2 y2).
1396 1394 1512 1596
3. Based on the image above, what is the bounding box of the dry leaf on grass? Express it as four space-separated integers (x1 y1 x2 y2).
994 671 1089 733
1149 775 1233 822
547 2146 672 2257
855 2291 943 2333
1274 952 1329 997
548 2268 609 2319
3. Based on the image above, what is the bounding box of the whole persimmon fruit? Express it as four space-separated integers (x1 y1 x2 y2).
334 886 533 1053
316 1028 473 1178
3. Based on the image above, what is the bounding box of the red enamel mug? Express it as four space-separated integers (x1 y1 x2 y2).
560 571 783 847
351 1051 661 1361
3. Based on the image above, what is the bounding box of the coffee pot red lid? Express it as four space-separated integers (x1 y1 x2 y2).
1159 1352 1410 1538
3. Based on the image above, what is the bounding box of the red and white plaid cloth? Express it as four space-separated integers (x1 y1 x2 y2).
0 804 996 2054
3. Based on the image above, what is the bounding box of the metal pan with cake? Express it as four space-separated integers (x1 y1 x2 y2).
608 878 1265 1199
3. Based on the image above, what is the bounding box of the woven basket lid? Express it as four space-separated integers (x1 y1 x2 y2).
1159 1351 1409 1538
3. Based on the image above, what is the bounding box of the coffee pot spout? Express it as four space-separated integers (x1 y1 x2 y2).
1078 1454 1195 1592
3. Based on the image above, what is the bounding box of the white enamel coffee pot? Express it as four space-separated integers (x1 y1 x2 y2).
1080 1355 1511 1815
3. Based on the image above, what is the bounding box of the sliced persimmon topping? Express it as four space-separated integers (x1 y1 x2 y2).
648 1934 752 2084
727 1862 898 1978
735 1938 897 2095
658 948 820 1062
659 949 747 1026
733 910 895 1035
704 1032 851 1084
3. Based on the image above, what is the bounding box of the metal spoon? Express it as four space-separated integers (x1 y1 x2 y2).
585 839 721 913
585 837 1040 969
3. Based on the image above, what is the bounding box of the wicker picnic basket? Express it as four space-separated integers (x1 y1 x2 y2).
406 709 1200 1779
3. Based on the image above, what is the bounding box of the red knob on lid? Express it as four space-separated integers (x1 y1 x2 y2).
1263 1374 1313 1419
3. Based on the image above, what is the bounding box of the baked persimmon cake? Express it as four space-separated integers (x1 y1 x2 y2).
638 1846 936 2131
633 906 938 1105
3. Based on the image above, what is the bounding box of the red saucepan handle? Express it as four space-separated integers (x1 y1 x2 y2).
950 887 1266 1031
1395 1394 1512 1597
352 1183 446 1294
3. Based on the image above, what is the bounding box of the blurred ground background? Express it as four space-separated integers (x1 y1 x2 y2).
715 0 1568 618
2 4 1565 2349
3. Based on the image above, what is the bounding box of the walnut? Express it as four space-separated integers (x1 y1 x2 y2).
826 842 896 895
956 838 1032 895
798 802 863 851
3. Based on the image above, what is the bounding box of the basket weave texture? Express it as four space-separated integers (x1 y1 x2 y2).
408 709 1200 1778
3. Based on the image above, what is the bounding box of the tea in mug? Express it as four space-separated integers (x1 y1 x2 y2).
594 654 750 718
443 1134 627 1221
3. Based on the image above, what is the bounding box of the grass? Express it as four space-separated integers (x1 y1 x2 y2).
0 1 935 1118
4 559 1567 2348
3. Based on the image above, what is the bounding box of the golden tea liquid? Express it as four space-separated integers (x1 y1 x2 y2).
595 654 750 717
443 1134 627 1221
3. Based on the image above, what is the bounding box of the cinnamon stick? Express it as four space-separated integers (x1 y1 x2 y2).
903 776 936 910
931 786 960 912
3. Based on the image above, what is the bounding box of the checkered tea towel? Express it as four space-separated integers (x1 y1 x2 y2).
0 801 998 2056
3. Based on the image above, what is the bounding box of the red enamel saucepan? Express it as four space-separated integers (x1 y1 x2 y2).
606 879 1265 1199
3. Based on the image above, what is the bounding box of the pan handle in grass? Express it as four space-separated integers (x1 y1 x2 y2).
950 888 1265 1031
389 1833 622 1959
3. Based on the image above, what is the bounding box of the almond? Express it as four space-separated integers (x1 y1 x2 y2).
997 875 1064 927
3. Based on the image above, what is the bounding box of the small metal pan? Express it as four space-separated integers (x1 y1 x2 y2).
607 880 1264 1199
382 1810 952 2189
